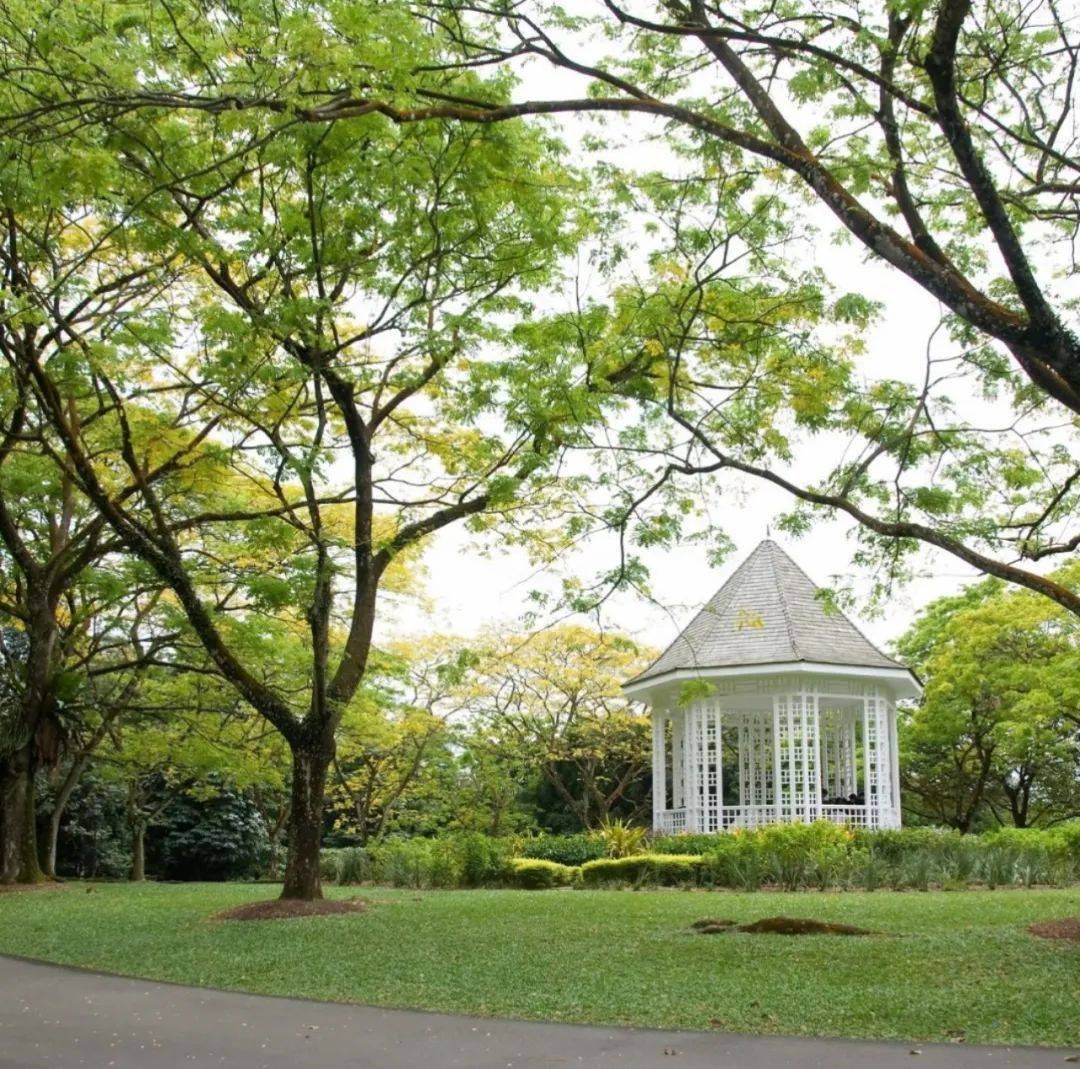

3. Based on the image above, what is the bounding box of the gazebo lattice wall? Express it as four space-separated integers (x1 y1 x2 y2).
650 675 901 834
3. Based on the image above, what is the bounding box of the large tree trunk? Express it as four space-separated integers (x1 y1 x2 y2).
1 596 61 884
280 743 332 900
0 744 44 884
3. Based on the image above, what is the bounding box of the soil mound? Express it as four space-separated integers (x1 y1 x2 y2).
691 918 738 934
737 916 874 936
1028 917 1080 942
216 897 367 922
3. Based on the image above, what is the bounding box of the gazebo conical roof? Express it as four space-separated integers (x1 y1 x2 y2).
627 540 913 692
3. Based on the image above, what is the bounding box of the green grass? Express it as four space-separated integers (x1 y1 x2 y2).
1 882 1078 1045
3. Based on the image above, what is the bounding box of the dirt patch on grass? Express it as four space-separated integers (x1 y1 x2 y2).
691 917 738 934
1028 917 1080 942
737 916 875 936
216 897 367 922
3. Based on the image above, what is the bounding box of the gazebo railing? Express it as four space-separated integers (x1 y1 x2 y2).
657 808 687 833
655 803 895 834
819 804 870 828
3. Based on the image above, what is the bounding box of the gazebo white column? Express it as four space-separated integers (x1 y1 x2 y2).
651 711 667 831
862 686 899 829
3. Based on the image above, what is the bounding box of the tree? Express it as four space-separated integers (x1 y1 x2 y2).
98 678 271 880
460 626 654 830
0 422 181 883
0 407 108 883
454 719 537 836
330 642 467 844
37 583 177 878
0 3 599 898
896 562 1080 829
9 1 1073 609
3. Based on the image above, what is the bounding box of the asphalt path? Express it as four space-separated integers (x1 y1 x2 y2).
1 955 1076 1068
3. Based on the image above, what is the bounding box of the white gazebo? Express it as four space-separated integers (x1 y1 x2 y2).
624 540 920 834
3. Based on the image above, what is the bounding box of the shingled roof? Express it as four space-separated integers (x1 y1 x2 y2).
629 540 905 684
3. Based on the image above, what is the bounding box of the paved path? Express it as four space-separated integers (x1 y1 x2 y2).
0 955 1075 1068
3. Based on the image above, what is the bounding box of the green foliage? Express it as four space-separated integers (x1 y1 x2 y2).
156 789 269 882
896 566 1080 832
516 833 606 866
320 849 343 882
52 773 131 880
334 848 372 885
593 818 647 859
368 840 439 889
454 627 654 833
505 858 578 889
579 853 703 887
651 822 1080 891
359 834 512 889
756 823 852 891
650 833 727 855
457 833 511 888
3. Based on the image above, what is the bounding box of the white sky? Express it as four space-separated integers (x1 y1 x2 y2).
378 10 1059 658
382 184 979 657
406 274 974 658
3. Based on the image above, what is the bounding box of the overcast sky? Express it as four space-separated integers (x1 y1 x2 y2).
378 13 1029 658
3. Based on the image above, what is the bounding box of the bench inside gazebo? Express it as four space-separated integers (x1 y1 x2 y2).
623 540 921 834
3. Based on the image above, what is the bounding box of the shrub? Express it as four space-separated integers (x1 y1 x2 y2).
334 847 372 885
516 833 606 867
158 789 268 881
696 834 765 890
1048 821 1080 875
936 837 981 886
505 858 578 889
757 822 852 891
981 844 1018 888
370 839 434 888
458 833 511 887
650 833 728 856
1046 822 1080 883
580 853 703 887
594 818 647 859
427 838 464 889
320 849 342 881
849 845 889 892
983 826 1076 886
851 826 961 864
899 849 936 891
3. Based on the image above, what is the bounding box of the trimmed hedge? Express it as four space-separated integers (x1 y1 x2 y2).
580 853 704 887
516 833 606 866
506 858 578 889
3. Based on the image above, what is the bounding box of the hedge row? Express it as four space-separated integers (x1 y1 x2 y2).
322 821 1080 892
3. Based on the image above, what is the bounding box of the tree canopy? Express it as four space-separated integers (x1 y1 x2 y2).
897 561 1080 830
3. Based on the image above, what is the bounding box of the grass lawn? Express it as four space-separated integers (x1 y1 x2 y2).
1 882 1077 1046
